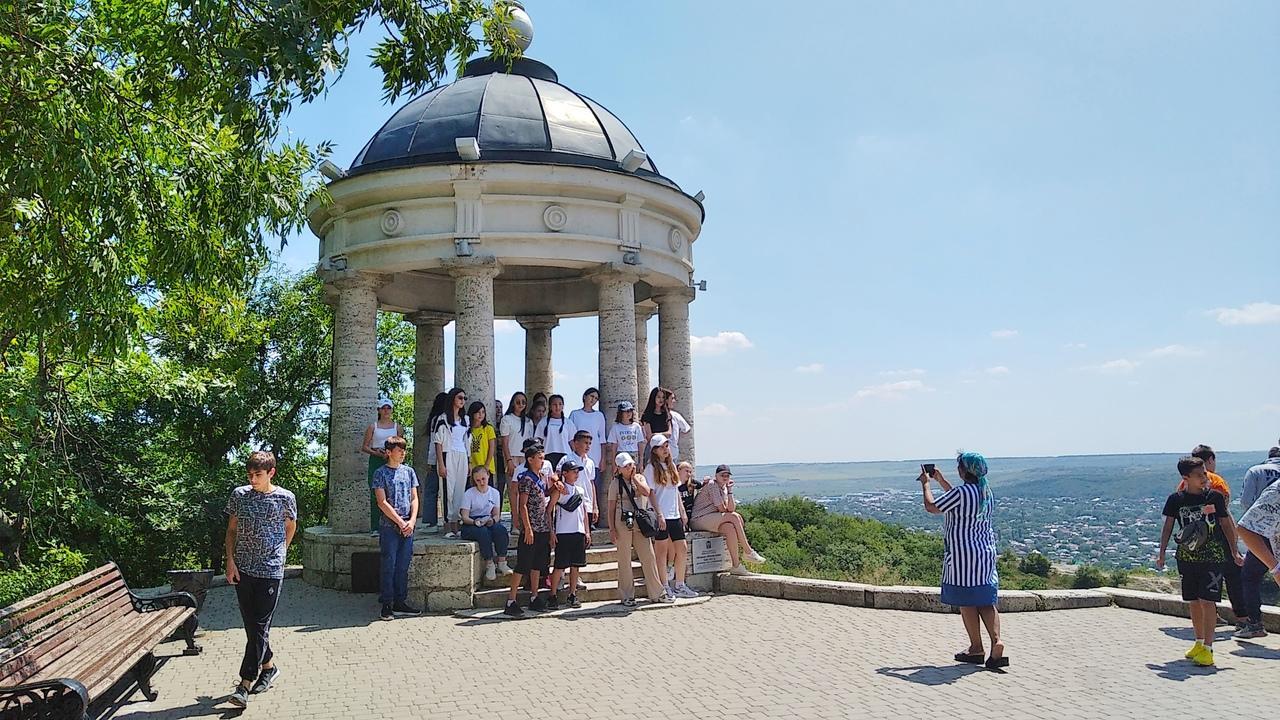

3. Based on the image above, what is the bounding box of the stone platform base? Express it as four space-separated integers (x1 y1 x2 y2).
301 526 479 611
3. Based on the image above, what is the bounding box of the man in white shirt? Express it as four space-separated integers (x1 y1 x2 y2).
568 430 598 524
567 388 607 469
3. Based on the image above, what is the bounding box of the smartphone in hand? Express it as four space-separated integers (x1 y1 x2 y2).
921 463 936 476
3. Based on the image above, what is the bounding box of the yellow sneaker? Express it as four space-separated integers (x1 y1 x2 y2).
1192 646 1215 667
1185 641 1203 659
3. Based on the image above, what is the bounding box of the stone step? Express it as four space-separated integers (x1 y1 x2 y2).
476 561 639 590
506 528 614 546
475 578 646 608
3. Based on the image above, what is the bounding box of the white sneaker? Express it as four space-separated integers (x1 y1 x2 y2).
729 564 753 576
576 578 587 590
675 583 699 599
497 560 513 576
484 562 497 582
746 551 767 564
658 593 676 604
444 531 460 540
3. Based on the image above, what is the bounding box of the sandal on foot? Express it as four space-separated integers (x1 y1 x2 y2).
954 652 985 664
985 656 1010 670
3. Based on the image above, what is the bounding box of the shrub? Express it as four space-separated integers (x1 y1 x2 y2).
1019 552 1052 577
0 547 90 607
1107 569 1128 588
1072 565 1107 589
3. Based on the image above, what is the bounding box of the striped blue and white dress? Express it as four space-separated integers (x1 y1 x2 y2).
935 482 998 606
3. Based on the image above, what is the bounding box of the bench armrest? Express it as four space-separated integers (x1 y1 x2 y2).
130 589 198 613
0 678 89 720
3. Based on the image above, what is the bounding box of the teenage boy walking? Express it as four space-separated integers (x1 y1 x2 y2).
372 435 422 621
1157 456 1244 667
225 451 297 708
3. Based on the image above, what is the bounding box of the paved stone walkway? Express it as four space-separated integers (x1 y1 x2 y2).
110 581 1280 720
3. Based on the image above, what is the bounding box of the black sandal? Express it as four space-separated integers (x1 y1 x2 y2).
985 655 1010 670
954 652 984 664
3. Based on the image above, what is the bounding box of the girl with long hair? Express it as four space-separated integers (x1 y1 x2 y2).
467 400 496 483
536 394 577 458
418 391 449 531
607 453 671 606
435 387 469 539
645 434 697 598
639 387 672 469
499 392 532 497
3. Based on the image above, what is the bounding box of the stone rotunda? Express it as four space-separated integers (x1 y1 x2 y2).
301 10 707 608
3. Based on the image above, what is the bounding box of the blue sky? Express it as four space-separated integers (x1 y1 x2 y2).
275 1 1280 464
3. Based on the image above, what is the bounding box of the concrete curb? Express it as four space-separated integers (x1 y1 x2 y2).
715 573 1112 613
1098 587 1280 632
453 594 711 620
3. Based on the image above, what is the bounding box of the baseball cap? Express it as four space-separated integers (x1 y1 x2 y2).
617 400 635 412
649 433 669 448
614 452 636 468
377 397 393 409
557 457 584 473
715 464 732 475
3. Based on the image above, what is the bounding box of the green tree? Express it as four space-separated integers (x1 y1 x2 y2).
0 0 521 359
1019 551 1052 577
1072 565 1107 589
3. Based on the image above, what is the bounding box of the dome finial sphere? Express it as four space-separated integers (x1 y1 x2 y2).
510 4 534 52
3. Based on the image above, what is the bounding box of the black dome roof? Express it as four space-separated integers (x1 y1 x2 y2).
349 57 675 188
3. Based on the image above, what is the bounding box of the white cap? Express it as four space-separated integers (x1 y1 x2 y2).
649 433 669 448
377 397 393 409
614 452 636 468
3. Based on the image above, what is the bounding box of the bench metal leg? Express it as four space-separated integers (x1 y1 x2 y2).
135 653 158 702
181 614 203 656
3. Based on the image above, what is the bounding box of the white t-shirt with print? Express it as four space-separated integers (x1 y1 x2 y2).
571 452 597 513
645 466 683 520
607 422 643 454
1239 479 1280 548
568 408 607 466
553 482 589 535
462 486 501 523
534 416 578 456
499 414 534 463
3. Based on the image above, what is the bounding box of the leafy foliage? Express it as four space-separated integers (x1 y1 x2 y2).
0 0 520 358
1018 551 1052 577
0 547 88 607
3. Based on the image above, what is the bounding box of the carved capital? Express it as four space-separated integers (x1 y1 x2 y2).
322 269 392 293
406 310 454 328
516 315 560 332
587 262 643 286
441 256 501 279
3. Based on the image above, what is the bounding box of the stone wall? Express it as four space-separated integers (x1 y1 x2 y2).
302 526 479 611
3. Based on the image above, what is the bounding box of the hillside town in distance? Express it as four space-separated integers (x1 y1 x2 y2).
820 491 1168 570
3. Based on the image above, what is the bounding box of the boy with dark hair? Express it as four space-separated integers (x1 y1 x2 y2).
548 457 591 609
225 451 297 708
504 444 557 617
372 435 421 621
1181 444 1247 628
1157 456 1244 667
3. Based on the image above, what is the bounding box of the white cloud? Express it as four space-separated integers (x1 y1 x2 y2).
689 331 753 356
985 366 1011 376
991 329 1019 339
495 319 520 334
1063 342 1087 350
1147 344 1204 359
698 402 734 417
856 380 933 399
794 363 825 374
1208 302 1280 326
1088 359 1141 374
879 368 927 377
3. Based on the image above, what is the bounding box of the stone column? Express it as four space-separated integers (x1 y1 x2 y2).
446 258 501 417
635 302 657 409
326 271 387 534
517 315 559 399
407 311 452 471
656 288 696 465
594 266 641 436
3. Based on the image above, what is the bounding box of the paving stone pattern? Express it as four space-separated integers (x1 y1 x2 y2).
115 582 1280 720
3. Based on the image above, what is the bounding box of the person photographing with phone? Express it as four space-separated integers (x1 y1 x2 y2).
919 453 1007 670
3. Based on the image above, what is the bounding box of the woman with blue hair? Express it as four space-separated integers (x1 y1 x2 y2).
920 452 1008 670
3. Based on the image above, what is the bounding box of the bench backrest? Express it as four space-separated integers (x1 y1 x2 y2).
0 564 134 686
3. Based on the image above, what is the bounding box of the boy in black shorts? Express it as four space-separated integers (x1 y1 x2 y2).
1157 456 1244 667
504 444 556 616
548 457 591 609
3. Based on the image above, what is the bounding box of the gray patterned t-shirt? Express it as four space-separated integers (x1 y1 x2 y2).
225 486 297 579
1239 479 1280 549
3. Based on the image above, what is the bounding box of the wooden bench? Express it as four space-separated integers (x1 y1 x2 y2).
0 563 201 719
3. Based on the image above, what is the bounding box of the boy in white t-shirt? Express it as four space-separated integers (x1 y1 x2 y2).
567 387 607 468
548 457 591 609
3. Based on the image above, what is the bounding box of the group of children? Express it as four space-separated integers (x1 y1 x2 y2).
1157 443 1280 667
